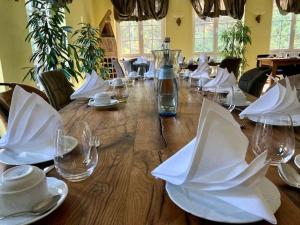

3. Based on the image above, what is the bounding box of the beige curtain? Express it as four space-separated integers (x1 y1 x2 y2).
191 0 246 20
276 0 300 15
112 0 169 21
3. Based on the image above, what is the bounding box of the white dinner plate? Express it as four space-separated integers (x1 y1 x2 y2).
223 100 251 107
0 136 77 166
88 99 119 109
0 177 68 225
247 115 300 126
166 178 281 224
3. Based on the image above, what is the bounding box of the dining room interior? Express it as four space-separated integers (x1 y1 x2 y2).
0 0 300 225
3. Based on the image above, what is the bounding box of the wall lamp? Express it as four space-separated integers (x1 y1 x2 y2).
173 13 184 27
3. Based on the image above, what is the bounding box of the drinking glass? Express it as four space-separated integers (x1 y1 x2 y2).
251 113 295 165
213 86 228 105
54 121 98 182
113 83 129 103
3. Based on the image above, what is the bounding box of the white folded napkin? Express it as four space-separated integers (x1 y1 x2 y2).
134 56 148 65
144 61 156 78
240 77 300 120
199 53 209 63
0 86 62 157
203 67 237 92
71 70 107 99
190 62 210 79
152 99 277 224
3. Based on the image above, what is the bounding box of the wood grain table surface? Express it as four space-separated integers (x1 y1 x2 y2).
1 80 299 225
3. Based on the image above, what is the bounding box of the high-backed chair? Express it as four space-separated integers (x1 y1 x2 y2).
219 57 242 78
0 83 49 127
112 59 125 78
39 70 74 110
238 67 271 97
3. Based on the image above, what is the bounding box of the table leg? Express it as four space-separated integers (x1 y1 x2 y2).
270 64 277 85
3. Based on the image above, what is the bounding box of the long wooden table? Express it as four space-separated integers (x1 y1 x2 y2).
1 80 300 225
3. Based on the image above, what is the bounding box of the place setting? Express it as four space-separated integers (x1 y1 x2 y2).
152 99 281 224
0 86 101 224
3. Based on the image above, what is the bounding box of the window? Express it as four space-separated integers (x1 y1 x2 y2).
270 1 300 51
194 14 236 55
117 20 165 57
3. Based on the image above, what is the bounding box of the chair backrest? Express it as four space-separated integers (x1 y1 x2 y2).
112 59 125 78
121 59 132 73
39 70 74 110
219 57 242 78
0 83 49 127
238 67 271 97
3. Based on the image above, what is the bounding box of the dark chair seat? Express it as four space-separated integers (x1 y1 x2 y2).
238 67 271 98
219 57 242 78
39 70 74 110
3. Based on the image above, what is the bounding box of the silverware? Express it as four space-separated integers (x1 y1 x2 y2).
277 164 300 189
43 165 55 174
0 195 61 220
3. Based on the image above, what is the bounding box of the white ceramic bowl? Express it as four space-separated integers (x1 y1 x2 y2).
0 165 48 216
94 92 111 105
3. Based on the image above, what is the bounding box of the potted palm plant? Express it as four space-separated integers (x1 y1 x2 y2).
24 0 81 82
73 23 108 79
221 21 252 73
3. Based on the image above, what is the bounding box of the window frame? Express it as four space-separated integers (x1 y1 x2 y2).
192 12 237 59
270 1 300 54
116 19 166 58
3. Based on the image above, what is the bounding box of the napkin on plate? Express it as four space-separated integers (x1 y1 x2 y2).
71 70 107 99
0 86 62 158
152 99 277 224
203 67 237 92
240 77 300 120
190 61 210 79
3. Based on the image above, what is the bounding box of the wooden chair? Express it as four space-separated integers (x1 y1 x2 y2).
39 70 74 110
0 83 49 128
112 59 125 78
219 57 242 78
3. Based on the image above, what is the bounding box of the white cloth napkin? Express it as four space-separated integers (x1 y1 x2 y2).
152 99 276 224
134 56 148 65
0 86 62 157
190 62 210 79
203 67 237 92
144 61 155 78
199 53 209 63
71 70 107 99
240 77 300 120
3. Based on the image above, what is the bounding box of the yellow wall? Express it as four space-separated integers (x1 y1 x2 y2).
0 0 33 85
165 0 193 58
244 0 273 70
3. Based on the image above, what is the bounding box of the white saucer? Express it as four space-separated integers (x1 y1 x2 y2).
0 136 77 166
223 100 251 107
166 178 281 224
0 177 68 225
294 154 300 169
247 115 300 126
88 99 119 109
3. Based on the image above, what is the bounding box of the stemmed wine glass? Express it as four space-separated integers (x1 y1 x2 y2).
251 113 295 166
